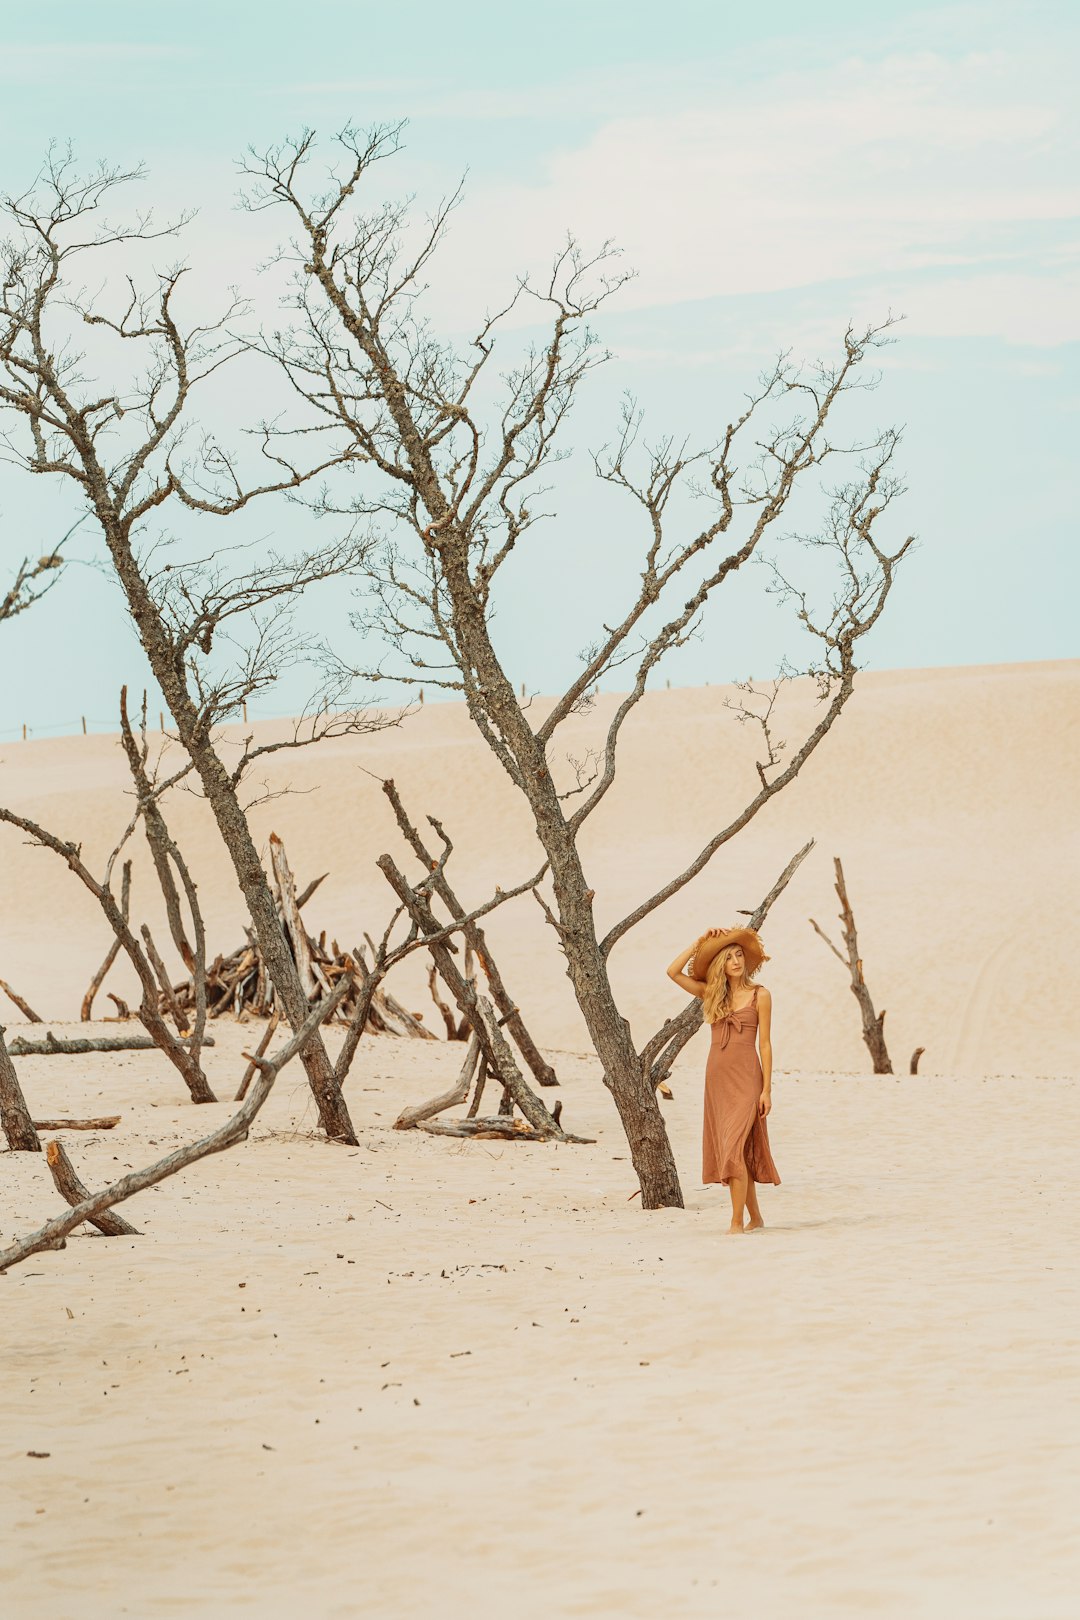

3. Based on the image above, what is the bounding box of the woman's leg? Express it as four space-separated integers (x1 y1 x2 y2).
745 1171 764 1230
727 1168 748 1232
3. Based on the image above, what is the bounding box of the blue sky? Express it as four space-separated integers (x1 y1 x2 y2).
0 0 1077 736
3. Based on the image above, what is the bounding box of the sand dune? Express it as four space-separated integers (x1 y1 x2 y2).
2 660 1077 1075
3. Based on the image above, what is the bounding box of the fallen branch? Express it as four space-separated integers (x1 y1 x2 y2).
378 853 563 1138
32 1117 121 1131
394 1035 482 1130
415 1115 595 1144
0 977 350 1275
7 1031 215 1057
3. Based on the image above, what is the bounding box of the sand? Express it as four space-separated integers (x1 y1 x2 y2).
2 661 1079 1616
3 1026 1078 1618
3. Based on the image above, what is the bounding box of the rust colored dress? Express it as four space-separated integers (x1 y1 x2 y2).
702 986 781 1187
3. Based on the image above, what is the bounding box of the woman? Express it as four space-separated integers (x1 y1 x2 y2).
666 927 781 1233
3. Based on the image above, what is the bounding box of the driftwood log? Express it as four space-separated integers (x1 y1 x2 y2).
810 856 894 1074
33 1117 121 1131
7 1031 215 1057
394 1035 482 1130
0 1024 40 1152
45 1141 140 1236
416 1116 595 1144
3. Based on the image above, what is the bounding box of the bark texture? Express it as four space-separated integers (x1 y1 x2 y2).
0 1024 40 1152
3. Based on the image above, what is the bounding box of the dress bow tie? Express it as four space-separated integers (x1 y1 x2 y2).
714 1009 747 1050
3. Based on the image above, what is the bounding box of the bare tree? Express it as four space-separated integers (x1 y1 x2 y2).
810 856 893 1073
0 801 217 1101
241 128 914 1207
0 150 389 1142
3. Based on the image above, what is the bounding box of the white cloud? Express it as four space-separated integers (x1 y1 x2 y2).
418 42 1080 346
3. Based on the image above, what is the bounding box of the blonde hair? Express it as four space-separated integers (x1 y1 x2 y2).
701 944 759 1024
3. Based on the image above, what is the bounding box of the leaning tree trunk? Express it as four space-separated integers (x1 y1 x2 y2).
0 1024 41 1152
549 855 684 1208
93 505 357 1143
182 737 358 1141
441 552 683 1207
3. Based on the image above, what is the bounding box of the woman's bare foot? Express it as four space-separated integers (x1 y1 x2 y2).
727 1219 747 1234
746 1217 765 1231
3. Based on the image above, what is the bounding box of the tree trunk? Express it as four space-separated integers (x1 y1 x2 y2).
93 505 356 1143
439 543 684 1207
0 1025 41 1152
187 744 357 1141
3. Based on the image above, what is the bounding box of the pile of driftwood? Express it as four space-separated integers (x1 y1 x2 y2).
86 832 440 1042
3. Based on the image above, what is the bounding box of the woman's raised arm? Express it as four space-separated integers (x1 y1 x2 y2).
666 941 706 999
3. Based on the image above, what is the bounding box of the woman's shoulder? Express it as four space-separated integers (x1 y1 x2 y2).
755 982 772 1002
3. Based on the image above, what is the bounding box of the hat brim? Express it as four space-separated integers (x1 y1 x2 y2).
688 928 768 983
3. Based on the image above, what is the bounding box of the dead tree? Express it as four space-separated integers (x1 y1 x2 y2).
0 1023 40 1152
0 152 392 1145
0 978 350 1275
245 129 915 1206
382 778 558 1086
377 851 564 1138
0 804 216 1102
910 1046 926 1074
810 856 894 1073
641 840 816 1095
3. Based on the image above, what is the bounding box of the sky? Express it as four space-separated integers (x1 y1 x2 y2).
0 0 1077 737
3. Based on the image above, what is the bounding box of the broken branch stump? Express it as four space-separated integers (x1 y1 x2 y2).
0 978 43 1023
46 1141 140 1236
81 860 132 1020
1 1023 41 1152
235 1012 280 1102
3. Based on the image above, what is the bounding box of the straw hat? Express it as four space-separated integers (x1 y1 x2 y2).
688 927 769 983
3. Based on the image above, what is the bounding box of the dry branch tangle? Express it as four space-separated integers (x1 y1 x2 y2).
0 979 350 1275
